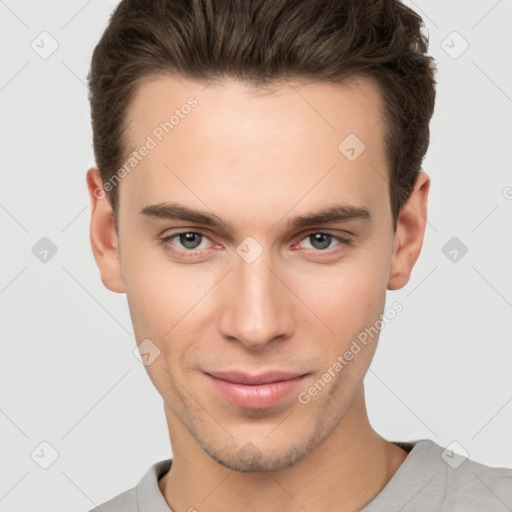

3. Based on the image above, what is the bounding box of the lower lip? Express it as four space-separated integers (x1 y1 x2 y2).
205 373 308 409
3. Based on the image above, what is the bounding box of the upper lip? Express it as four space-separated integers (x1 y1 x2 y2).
205 370 308 385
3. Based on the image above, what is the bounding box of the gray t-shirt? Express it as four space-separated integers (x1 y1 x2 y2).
89 439 512 511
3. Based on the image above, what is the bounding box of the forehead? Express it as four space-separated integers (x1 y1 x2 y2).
124 74 385 149
119 74 389 226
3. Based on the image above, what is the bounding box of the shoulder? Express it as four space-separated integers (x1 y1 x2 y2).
88 486 137 512
408 440 512 510
438 450 512 509
364 439 512 511
87 458 173 512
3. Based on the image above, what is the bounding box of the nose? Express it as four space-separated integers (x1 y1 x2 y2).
217 249 295 350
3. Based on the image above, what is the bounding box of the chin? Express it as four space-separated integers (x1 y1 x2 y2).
198 433 318 473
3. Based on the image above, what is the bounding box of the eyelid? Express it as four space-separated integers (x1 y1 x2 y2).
292 228 353 243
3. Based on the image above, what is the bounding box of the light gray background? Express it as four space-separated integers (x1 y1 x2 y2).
1 0 511 510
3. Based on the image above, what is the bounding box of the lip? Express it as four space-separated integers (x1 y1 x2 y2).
204 371 309 409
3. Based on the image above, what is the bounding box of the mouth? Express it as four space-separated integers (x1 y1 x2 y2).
203 370 310 409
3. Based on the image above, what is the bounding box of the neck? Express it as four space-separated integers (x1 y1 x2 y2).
159 386 409 512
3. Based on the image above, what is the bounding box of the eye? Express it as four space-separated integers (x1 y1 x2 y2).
162 231 213 251
160 230 352 258
302 233 335 250
295 232 351 253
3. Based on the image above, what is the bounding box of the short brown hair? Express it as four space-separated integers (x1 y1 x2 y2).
88 0 436 231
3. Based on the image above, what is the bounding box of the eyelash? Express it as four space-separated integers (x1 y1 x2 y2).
159 230 352 258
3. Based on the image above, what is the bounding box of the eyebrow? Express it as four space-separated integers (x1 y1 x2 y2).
139 202 370 234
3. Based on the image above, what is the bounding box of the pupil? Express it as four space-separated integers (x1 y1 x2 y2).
311 233 331 250
180 232 202 249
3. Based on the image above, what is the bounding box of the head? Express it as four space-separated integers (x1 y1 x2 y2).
86 0 436 472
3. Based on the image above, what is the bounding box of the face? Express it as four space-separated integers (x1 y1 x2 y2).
87 74 428 473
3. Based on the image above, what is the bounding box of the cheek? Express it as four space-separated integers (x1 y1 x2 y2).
296 253 389 339
122 258 199 393
304 261 389 399
121 243 214 363
121 242 183 338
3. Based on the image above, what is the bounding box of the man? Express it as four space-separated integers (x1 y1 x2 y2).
85 0 512 510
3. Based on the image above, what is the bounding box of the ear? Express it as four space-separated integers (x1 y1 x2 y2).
387 171 430 290
86 167 125 293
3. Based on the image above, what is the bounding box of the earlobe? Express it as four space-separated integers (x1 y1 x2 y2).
387 171 430 291
86 167 125 294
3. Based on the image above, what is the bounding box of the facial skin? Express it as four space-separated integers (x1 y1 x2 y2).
87 75 429 511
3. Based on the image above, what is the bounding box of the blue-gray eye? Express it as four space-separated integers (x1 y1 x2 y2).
308 233 333 250
179 232 203 249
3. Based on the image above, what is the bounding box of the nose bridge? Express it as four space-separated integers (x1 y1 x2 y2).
219 244 292 349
